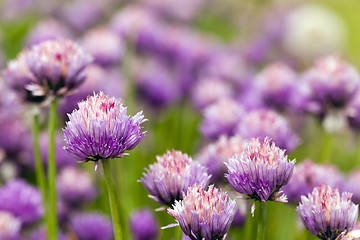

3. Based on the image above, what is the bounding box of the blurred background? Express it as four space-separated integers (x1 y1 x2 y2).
1 0 360 240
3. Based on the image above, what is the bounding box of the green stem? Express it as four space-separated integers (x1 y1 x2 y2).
256 201 267 240
31 111 48 223
101 159 123 240
48 98 58 240
320 132 334 163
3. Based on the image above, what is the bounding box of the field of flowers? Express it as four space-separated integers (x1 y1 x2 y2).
1 0 360 240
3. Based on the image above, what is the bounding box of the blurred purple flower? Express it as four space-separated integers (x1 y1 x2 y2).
81 27 124 67
297 184 358 240
283 159 345 204
4 39 93 102
0 179 43 225
70 212 113 240
191 77 234 110
196 135 247 183
57 166 96 206
167 184 236 240
133 57 182 107
300 56 360 115
63 92 146 169
255 62 298 110
236 109 300 152
130 209 159 240
26 18 73 46
226 138 295 203
200 98 245 140
140 150 210 206
344 168 360 205
0 211 21 240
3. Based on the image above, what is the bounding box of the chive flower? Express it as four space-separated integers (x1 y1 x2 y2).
140 150 210 206
297 184 358 240
4 38 92 102
63 92 146 169
226 137 295 203
167 184 236 240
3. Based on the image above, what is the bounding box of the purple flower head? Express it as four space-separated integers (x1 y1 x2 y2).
282 159 345 204
58 64 124 118
200 98 245 140
202 51 250 88
82 27 124 67
236 109 300 152
191 77 234 110
140 150 210 206
167 184 236 240
57 166 96 206
255 62 298 110
130 209 159 240
26 18 73 46
0 211 21 240
226 137 295 202
70 212 113 240
133 57 182 107
4 38 93 102
197 135 248 183
63 92 146 169
110 6 164 47
297 184 359 240
300 56 360 115
0 179 43 225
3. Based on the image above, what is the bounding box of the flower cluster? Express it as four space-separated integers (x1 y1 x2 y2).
226 137 295 202
168 184 236 240
140 150 210 206
63 92 146 169
297 185 358 240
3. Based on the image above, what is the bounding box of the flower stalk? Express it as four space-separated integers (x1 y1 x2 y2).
48 97 58 240
256 201 267 240
102 159 122 240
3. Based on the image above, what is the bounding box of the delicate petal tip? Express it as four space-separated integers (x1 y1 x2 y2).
161 223 179 230
251 202 256 217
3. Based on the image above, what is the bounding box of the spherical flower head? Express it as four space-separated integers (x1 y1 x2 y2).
283 159 345 204
63 92 146 169
226 137 295 202
301 56 360 114
130 209 159 240
255 62 297 110
191 77 234 110
70 212 113 240
82 27 124 67
168 184 236 240
4 38 93 102
237 109 300 152
57 166 96 206
0 211 21 240
297 184 359 240
197 135 247 183
140 150 210 206
0 179 43 225
200 98 245 140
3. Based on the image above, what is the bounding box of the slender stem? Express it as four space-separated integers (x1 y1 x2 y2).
48 98 58 240
256 201 267 240
320 132 334 163
101 159 123 240
31 111 48 223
